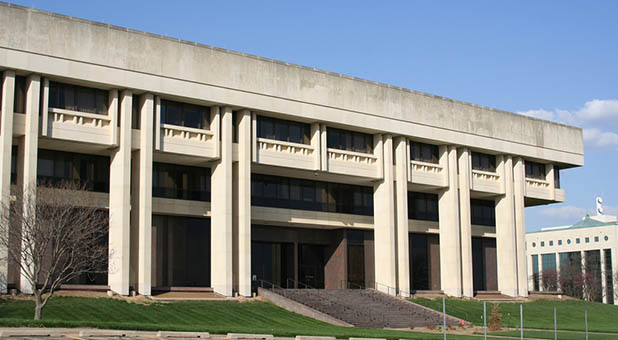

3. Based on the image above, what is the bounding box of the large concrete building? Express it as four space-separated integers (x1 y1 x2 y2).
526 198 617 304
0 3 584 299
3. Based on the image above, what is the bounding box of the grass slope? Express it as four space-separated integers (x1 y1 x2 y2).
411 297 618 333
0 297 501 340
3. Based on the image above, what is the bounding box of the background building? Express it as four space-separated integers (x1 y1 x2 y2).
526 198 618 304
0 4 584 299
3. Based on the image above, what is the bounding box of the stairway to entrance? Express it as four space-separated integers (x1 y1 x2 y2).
270 288 461 329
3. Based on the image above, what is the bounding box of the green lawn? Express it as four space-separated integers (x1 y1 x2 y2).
489 329 618 340
0 296 502 340
411 297 618 333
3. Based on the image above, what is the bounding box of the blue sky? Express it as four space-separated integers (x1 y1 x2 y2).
9 1 618 231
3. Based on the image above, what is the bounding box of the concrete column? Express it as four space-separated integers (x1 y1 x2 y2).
527 253 534 292
555 252 561 292
108 91 132 296
601 249 607 303
211 106 233 296
394 136 410 296
310 122 320 170
538 254 544 291
237 109 251 297
438 145 462 297
373 134 396 294
495 155 518 297
513 157 528 297
458 147 473 297
135 94 154 296
20 75 40 295
0 71 15 294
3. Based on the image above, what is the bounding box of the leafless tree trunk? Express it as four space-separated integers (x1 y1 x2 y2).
541 268 558 292
0 182 109 320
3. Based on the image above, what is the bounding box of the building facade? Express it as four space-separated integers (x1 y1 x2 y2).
526 199 618 304
0 4 584 298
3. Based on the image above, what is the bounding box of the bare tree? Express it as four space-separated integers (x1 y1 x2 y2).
540 268 558 292
558 261 584 299
0 182 108 320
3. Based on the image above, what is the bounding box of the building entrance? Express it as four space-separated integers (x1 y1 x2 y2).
152 215 211 288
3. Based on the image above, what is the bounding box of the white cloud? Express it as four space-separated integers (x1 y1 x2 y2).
517 99 618 149
577 99 618 122
583 128 618 148
540 205 587 223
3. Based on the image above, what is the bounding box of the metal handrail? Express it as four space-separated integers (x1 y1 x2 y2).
340 280 365 290
286 278 317 290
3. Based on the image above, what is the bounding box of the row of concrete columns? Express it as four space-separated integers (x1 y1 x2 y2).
373 139 529 298
0 71 529 298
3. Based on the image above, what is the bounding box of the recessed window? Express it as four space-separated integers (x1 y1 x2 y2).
585 237 590 243
408 192 439 222
49 81 109 115
605 236 609 241
327 127 373 154
549 241 554 246
410 142 439 164
558 240 562 246
470 199 496 227
471 152 496 173
576 238 580 244
554 166 561 189
541 241 545 247
594 236 599 242
567 239 571 244
532 242 536 248
14 75 27 113
525 161 546 180
161 99 210 130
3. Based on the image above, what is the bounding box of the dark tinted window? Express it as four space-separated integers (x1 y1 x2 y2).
525 161 546 180
257 115 310 144
252 174 373 216
410 142 439 164
37 149 110 192
471 199 495 226
327 127 373 154
131 95 140 129
10 145 17 185
49 81 109 115
408 192 439 221
160 99 210 129
14 76 27 113
471 152 496 172
153 162 211 202
554 166 560 188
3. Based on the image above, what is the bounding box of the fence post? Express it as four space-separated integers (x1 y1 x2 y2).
483 301 487 340
585 309 588 340
554 306 557 340
520 304 523 340
443 296 447 340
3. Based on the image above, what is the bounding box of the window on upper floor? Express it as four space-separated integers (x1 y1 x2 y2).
10 145 17 185
327 127 373 154
594 236 599 242
410 142 439 164
153 162 211 202
408 191 439 221
554 166 561 188
131 95 140 129
13 75 27 113
37 149 110 192
525 161 546 180
558 240 562 246
471 198 496 226
251 174 373 216
160 99 210 130
471 152 496 173
49 81 109 115
541 241 545 247
549 240 554 246
257 115 310 145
